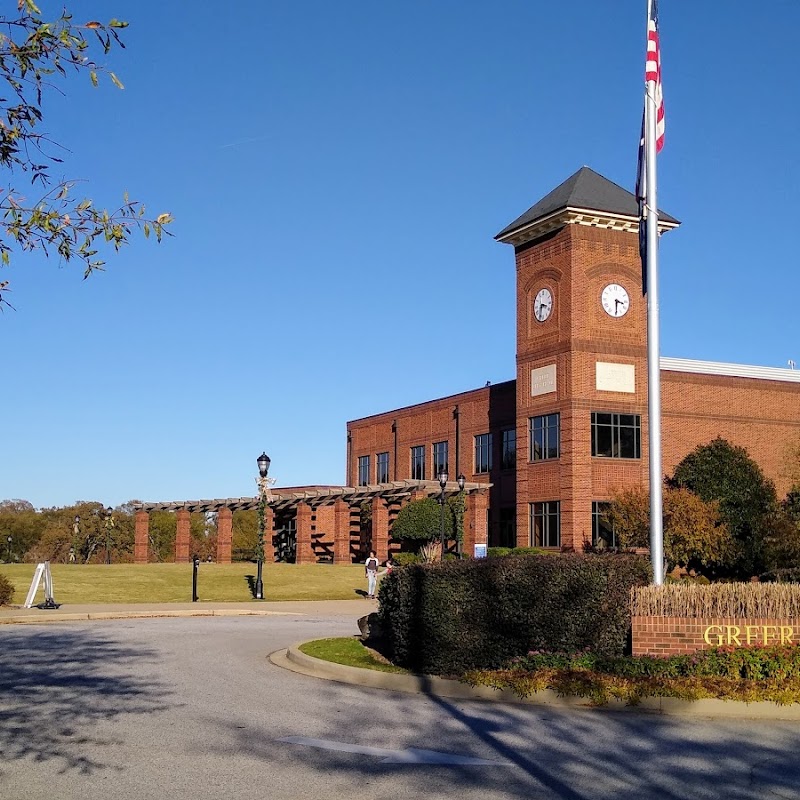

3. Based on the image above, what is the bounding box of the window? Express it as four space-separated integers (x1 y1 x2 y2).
411 445 425 480
474 433 492 473
530 413 560 461
501 428 516 470
376 452 389 484
357 455 370 487
530 501 560 548
592 501 617 548
432 441 448 478
591 412 641 459
499 508 516 547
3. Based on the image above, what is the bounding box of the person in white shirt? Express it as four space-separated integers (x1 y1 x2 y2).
365 551 379 598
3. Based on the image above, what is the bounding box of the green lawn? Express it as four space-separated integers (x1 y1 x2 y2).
0 562 370 604
299 637 408 674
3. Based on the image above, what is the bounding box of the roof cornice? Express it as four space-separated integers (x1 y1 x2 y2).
661 357 800 384
496 206 679 248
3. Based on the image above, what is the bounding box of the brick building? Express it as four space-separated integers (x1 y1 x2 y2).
347 167 800 550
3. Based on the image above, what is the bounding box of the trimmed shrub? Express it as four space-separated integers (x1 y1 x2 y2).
486 547 512 558
762 568 800 584
392 552 421 567
510 547 547 556
0 573 13 605
377 553 651 674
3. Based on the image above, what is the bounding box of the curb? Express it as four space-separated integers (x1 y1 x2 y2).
0 609 299 625
272 643 800 721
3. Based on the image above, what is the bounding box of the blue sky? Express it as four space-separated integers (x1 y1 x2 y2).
3 0 799 509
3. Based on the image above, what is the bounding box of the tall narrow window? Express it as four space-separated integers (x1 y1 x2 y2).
591 412 641 459
592 501 617 548
499 508 516 547
530 501 560 548
432 441 448 478
357 455 370 487
376 451 389 484
410 445 425 480
530 413 560 461
501 428 516 470
474 433 492 473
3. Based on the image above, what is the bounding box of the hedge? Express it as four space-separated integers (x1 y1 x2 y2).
377 553 651 674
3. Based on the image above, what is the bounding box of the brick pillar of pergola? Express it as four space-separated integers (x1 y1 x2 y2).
333 499 351 564
371 497 389 564
134 510 149 564
464 491 488 558
295 502 314 564
264 505 276 563
175 509 191 563
216 507 232 564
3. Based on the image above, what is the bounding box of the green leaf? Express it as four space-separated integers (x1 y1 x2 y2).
108 19 129 29
90 70 98 87
110 72 124 90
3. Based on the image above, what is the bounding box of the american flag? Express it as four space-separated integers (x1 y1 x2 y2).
646 0 665 152
637 0 664 294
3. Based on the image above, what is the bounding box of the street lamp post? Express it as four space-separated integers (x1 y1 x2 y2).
255 451 272 600
438 470 448 560
6 535 11 563
438 472 467 561
104 507 114 565
456 472 466 556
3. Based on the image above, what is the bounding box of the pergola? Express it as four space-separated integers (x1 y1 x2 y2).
131 479 491 565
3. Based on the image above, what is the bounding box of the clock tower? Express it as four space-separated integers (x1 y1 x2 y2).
495 167 678 550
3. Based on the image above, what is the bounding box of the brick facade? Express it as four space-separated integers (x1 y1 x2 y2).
632 616 800 657
346 171 800 549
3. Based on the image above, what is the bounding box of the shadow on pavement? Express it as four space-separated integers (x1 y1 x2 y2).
213 666 800 799
0 626 173 776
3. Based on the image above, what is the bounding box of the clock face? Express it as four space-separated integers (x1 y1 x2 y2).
533 288 553 322
601 283 630 318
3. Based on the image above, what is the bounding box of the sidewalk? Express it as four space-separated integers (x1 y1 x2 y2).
0 598 375 624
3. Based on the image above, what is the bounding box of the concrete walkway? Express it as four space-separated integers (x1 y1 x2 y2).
0 598 375 624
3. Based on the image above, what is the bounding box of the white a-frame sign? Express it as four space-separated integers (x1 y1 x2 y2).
24 561 60 609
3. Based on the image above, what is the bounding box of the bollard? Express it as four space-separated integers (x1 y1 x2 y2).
192 555 200 602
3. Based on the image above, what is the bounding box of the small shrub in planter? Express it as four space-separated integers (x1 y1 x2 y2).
487 547 512 558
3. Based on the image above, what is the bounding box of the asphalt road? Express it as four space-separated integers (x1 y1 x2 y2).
2 611 800 800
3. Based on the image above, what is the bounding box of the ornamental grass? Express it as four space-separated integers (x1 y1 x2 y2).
631 582 800 619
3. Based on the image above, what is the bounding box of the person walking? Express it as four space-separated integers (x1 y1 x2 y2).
365 550 379 599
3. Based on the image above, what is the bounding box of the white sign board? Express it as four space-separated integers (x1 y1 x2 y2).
474 543 488 559
531 364 556 397
596 362 635 394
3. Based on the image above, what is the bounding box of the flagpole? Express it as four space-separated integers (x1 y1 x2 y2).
645 0 664 585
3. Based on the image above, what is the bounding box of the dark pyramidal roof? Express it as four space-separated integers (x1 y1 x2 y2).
495 166 678 240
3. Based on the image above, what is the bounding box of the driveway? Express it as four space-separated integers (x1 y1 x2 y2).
2 610 800 799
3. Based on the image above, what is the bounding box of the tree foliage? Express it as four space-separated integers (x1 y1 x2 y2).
390 497 454 543
0 2 172 306
670 437 777 575
605 485 732 575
